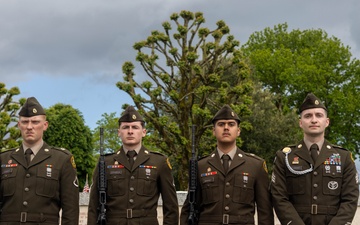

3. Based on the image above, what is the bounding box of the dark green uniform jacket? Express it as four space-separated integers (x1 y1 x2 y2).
180 148 274 225
87 146 179 225
271 140 359 225
0 143 79 225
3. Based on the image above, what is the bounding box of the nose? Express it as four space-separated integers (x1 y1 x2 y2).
310 115 318 123
26 122 34 129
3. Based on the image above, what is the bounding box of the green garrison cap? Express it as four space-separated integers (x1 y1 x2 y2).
118 106 145 124
212 104 240 124
299 93 327 113
19 97 46 117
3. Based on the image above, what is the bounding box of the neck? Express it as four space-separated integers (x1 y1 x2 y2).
123 143 142 151
217 142 236 154
304 134 324 144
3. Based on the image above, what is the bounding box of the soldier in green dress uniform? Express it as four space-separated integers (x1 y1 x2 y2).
0 97 79 225
87 106 179 225
271 93 359 225
180 105 274 225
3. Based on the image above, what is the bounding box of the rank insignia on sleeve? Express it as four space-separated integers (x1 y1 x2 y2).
166 158 172 170
70 156 76 169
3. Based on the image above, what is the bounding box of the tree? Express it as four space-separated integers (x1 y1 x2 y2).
116 10 253 190
44 103 96 191
92 112 122 154
0 83 26 151
242 23 360 154
240 82 302 173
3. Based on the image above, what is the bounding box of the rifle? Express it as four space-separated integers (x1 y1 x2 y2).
188 125 198 225
97 128 107 225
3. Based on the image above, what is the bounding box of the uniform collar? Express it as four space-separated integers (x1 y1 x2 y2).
303 139 325 152
217 146 237 160
22 140 44 156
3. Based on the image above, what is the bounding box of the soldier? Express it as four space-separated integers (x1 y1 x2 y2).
0 97 79 224
180 104 274 225
271 93 359 225
87 106 179 225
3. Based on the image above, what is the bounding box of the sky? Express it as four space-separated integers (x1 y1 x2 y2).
1 1 360 127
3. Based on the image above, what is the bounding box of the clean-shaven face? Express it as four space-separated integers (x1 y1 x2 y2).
118 121 146 148
18 115 48 146
299 108 329 138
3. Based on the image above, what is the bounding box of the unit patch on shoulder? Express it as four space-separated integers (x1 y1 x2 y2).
70 156 76 169
263 161 268 173
166 158 172 170
351 152 355 162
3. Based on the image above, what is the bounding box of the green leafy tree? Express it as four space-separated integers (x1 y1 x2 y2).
92 112 122 154
0 83 26 151
44 103 96 191
242 23 360 153
241 82 302 174
116 10 253 190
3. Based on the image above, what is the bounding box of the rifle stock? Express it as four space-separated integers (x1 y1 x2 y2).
97 128 107 225
188 125 198 225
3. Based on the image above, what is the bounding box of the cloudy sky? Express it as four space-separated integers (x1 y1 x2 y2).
2 0 360 131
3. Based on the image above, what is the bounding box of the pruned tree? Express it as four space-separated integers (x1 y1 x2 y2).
0 83 26 150
116 10 253 190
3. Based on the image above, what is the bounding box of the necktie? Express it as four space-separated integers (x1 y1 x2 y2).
310 144 319 162
127 150 137 168
25 148 33 166
222 154 230 173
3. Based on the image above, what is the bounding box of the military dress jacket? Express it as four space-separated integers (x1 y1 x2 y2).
180 148 274 225
87 146 179 225
270 140 359 225
0 143 79 225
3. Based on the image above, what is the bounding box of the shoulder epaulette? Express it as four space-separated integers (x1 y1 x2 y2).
148 151 166 157
331 144 348 151
245 152 263 161
51 146 71 155
0 148 16 154
198 155 209 161
104 152 115 156
281 144 296 154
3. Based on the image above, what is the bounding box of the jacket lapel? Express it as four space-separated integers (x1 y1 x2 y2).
227 148 245 173
294 140 313 165
30 144 51 167
133 147 150 170
113 148 131 171
208 151 225 175
314 140 336 169
11 146 27 168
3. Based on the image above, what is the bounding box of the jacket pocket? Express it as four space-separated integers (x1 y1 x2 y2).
285 169 306 195
200 174 219 204
36 167 59 197
136 167 158 196
1 167 17 196
233 174 254 203
107 169 126 196
322 165 342 195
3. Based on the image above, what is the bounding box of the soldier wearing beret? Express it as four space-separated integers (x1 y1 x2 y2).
180 104 274 225
0 97 79 224
87 106 179 225
271 93 359 225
